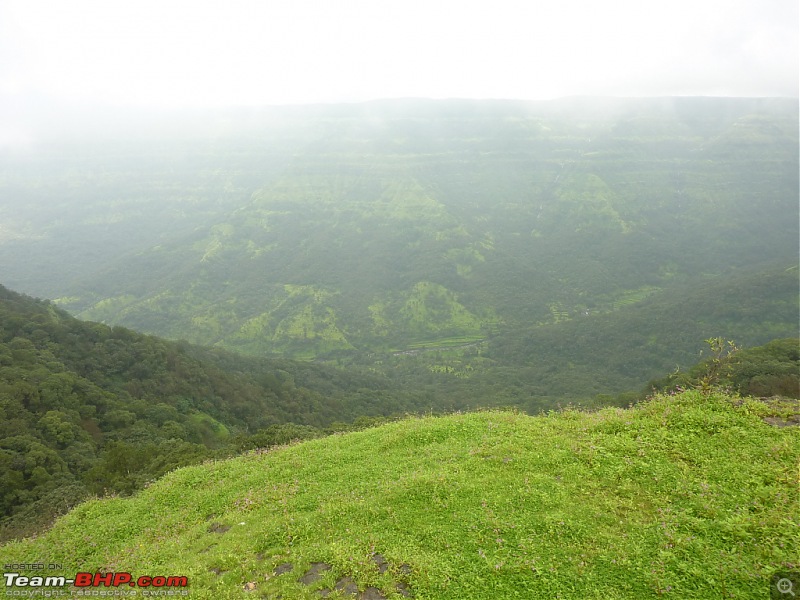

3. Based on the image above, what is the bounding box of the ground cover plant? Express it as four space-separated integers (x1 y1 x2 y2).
1 389 797 599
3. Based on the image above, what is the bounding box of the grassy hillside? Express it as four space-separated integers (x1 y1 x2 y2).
2 390 797 599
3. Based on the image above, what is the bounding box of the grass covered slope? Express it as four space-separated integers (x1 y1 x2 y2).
3 391 797 599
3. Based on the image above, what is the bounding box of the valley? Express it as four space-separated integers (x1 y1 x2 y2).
1 98 797 400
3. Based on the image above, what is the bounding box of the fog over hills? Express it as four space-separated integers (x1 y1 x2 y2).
1 97 797 400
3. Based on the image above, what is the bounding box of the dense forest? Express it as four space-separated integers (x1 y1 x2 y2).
1 99 796 377
0 284 426 540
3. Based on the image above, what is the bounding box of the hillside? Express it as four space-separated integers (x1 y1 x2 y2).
0 283 421 540
1 390 797 599
353 267 799 407
1 98 797 394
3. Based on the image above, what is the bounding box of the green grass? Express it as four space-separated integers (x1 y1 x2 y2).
610 286 662 311
186 412 231 444
1 390 797 599
399 282 484 335
404 335 484 350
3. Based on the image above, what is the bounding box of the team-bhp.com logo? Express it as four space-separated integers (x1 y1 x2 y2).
4 572 188 591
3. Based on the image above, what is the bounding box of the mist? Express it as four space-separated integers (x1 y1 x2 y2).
1 0 796 111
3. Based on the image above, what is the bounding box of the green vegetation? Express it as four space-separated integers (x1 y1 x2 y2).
0 284 425 541
3 281 796 548
1 389 797 599
3 269 795 558
0 98 797 590
363 268 798 409
2 99 796 400
650 337 800 399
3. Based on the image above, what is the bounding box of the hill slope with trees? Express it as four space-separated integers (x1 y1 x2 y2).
2 98 796 377
0 284 421 540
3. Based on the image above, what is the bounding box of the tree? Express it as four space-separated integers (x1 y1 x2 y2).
695 337 739 394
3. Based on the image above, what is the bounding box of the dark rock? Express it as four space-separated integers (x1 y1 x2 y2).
395 582 413 597
763 416 800 427
360 587 387 600
371 553 389 573
298 562 332 585
335 576 359 595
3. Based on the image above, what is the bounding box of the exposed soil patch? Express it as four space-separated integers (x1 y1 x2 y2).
273 563 294 576
395 582 413 597
259 554 413 598
733 396 800 427
763 415 800 427
208 522 231 534
335 577 359 594
319 576 360 597
371 553 389 573
758 396 800 427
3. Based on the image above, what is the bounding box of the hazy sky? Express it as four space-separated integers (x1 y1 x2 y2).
0 0 797 107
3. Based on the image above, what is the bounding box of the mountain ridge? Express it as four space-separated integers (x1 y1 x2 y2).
25 98 794 363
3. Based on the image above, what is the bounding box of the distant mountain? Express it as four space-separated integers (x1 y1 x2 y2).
1 97 797 394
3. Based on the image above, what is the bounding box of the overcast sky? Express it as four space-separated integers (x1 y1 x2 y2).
0 0 797 108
